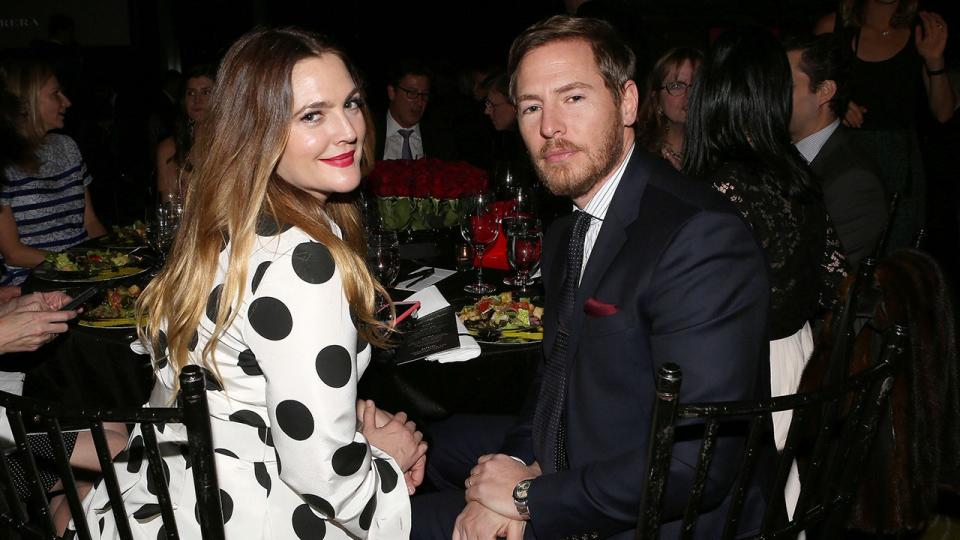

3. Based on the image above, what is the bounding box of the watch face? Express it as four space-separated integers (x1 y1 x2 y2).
514 479 532 499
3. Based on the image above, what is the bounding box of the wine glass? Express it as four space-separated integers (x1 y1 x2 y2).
146 206 177 262
507 219 542 296
459 194 499 295
501 184 538 286
366 229 400 288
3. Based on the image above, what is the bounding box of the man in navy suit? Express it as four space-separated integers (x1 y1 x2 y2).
412 16 771 539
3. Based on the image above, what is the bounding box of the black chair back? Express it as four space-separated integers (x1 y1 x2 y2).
0 365 224 540
636 325 907 539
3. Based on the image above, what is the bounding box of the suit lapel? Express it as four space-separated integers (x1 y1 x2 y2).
566 146 654 356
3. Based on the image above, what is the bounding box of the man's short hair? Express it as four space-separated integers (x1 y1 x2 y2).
507 15 635 104
785 34 851 120
387 58 432 88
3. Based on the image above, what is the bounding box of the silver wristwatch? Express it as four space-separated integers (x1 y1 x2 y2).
513 479 533 520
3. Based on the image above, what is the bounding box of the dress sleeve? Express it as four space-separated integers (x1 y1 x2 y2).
818 216 848 310
242 238 410 538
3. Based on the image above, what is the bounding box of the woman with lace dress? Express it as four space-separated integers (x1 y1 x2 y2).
684 28 848 519
70 28 427 539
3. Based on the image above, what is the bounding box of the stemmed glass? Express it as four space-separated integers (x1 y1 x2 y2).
459 193 499 295
146 201 180 261
507 219 542 296
366 229 400 288
501 185 538 286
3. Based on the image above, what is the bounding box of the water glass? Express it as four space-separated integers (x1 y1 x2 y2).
367 230 400 287
459 193 498 295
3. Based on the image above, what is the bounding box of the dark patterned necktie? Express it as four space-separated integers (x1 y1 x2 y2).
533 209 591 473
398 129 414 160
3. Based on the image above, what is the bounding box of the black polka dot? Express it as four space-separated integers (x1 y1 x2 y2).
359 493 377 530
203 367 223 392
206 284 225 322
63 529 76 540
275 400 314 441
332 442 367 476
126 435 144 474
215 448 238 458
238 349 262 376
291 242 336 284
98 517 104 534
315 345 351 388
133 503 162 520
154 330 168 368
146 458 170 496
251 261 271 294
263 428 274 447
195 489 233 525
248 297 292 341
302 494 335 519
157 525 165 540
187 330 199 352
374 458 399 494
256 214 291 237
229 409 266 428
156 422 165 433
357 336 369 355
219 231 230 252
254 462 271 495
275 448 282 475
292 504 327 539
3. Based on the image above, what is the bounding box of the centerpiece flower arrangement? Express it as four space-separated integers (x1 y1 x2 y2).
365 158 489 231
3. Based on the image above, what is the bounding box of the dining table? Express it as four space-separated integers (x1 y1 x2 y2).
8 229 543 426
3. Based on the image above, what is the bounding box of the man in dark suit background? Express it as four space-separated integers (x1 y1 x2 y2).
412 16 772 539
374 59 458 161
788 35 887 266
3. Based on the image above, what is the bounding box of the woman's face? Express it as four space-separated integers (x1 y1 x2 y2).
658 60 697 126
184 76 214 123
484 89 518 131
38 76 71 133
276 54 366 202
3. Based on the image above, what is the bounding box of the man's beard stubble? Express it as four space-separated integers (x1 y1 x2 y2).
531 117 625 201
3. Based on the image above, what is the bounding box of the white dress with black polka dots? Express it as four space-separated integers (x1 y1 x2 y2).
73 223 411 539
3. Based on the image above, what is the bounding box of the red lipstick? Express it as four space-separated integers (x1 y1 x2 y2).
320 151 355 168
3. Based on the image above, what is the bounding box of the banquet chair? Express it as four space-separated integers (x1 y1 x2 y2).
636 324 908 539
0 365 224 540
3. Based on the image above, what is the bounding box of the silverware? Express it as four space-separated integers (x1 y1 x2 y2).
405 267 435 287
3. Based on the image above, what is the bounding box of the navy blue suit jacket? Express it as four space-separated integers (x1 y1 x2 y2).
501 147 773 539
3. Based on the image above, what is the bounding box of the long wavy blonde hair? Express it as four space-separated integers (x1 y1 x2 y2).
138 27 389 388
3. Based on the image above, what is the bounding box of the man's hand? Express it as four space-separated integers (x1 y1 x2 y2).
453 501 526 540
356 400 428 493
465 454 542 521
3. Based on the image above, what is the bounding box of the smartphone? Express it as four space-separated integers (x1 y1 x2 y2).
61 286 99 311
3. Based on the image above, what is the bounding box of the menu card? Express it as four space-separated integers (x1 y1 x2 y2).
393 306 461 365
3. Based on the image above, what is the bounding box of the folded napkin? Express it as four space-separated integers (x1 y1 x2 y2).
405 286 481 363
395 267 456 292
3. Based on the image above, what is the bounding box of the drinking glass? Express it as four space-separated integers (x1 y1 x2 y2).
366 229 400 288
146 206 178 261
459 193 499 295
501 185 537 285
507 219 542 296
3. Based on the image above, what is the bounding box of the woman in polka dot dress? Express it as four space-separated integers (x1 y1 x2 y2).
70 27 427 539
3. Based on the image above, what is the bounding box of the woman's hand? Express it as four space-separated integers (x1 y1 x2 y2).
916 11 948 64
0 298 76 354
360 400 428 477
843 100 867 128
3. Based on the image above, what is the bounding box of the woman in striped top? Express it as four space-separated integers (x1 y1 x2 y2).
0 57 106 285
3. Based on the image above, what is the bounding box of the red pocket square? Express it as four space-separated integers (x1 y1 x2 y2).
584 297 619 317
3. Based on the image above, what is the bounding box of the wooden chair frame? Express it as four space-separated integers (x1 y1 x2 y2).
0 365 224 540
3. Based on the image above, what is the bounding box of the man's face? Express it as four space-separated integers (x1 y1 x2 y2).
387 73 430 128
788 50 822 142
514 39 637 205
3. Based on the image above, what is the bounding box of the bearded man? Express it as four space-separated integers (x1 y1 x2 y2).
412 16 774 539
